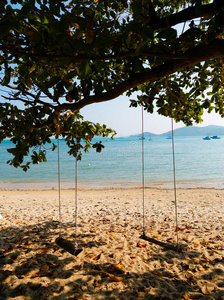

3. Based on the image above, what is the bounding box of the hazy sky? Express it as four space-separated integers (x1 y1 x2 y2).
81 94 224 137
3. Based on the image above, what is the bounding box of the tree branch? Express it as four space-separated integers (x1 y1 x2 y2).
157 0 224 29
0 44 185 61
56 39 224 112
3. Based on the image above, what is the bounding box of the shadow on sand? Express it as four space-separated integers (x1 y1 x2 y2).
0 221 223 300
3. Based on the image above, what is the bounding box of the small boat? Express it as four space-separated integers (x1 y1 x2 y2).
211 135 221 139
203 136 211 140
166 136 172 139
139 137 145 140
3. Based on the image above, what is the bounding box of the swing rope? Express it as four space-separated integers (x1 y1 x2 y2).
141 106 146 235
171 117 179 248
57 138 62 236
74 115 78 248
55 116 82 256
140 108 181 252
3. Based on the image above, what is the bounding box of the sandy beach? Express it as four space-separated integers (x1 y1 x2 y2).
0 187 223 299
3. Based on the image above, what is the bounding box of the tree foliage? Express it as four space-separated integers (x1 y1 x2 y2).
1 0 224 169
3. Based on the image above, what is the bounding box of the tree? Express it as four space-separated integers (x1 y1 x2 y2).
1 0 224 170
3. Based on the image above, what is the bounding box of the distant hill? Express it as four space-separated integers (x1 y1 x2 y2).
129 125 224 138
129 132 158 138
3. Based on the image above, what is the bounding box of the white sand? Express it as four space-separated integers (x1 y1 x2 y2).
0 187 223 299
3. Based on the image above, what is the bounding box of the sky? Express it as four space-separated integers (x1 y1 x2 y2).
81 94 224 137
1 86 223 137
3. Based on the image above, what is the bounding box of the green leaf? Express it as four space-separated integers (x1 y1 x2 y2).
1 72 11 86
0 21 11 39
79 61 92 78
157 28 177 40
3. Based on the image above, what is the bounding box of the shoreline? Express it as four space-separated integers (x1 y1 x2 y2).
0 180 224 190
1 185 224 191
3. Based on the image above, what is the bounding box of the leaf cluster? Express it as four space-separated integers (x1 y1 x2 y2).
1 0 224 169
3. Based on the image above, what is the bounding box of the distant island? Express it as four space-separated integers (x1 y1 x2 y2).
129 125 224 138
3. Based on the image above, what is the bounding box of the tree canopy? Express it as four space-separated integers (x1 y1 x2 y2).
1 0 224 170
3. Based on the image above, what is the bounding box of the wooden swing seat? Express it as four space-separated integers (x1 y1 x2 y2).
56 237 83 256
140 233 182 252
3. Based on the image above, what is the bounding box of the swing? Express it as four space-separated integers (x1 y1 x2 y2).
55 137 83 256
139 106 182 253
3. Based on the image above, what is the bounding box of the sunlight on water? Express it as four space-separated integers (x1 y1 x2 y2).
0 136 224 189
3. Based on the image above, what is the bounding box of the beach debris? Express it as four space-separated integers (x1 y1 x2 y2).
40 249 48 253
41 265 50 272
201 285 210 295
195 266 205 272
200 258 210 263
107 273 124 282
112 264 124 274
137 242 147 248
110 236 114 240
153 234 161 238
183 294 193 300
152 270 162 276
87 253 96 259
31 273 45 278
193 241 200 245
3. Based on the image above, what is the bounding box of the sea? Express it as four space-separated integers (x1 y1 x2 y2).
0 136 224 189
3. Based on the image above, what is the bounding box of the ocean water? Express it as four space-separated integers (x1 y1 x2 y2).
0 136 224 189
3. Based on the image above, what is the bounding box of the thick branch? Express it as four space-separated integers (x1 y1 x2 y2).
158 0 224 29
56 39 224 112
0 44 184 61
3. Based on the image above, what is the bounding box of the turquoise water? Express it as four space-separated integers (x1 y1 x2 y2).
0 136 224 189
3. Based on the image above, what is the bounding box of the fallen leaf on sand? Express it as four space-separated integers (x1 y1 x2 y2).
113 264 124 273
107 273 124 282
40 249 48 253
86 253 95 259
41 265 49 272
154 234 161 238
199 267 205 271
200 258 210 263
183 294 193 300
152 270 162 276
113 264 123 270
31 273 43 278
201 285 210 295
17 274 26 279
137 242 147 248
